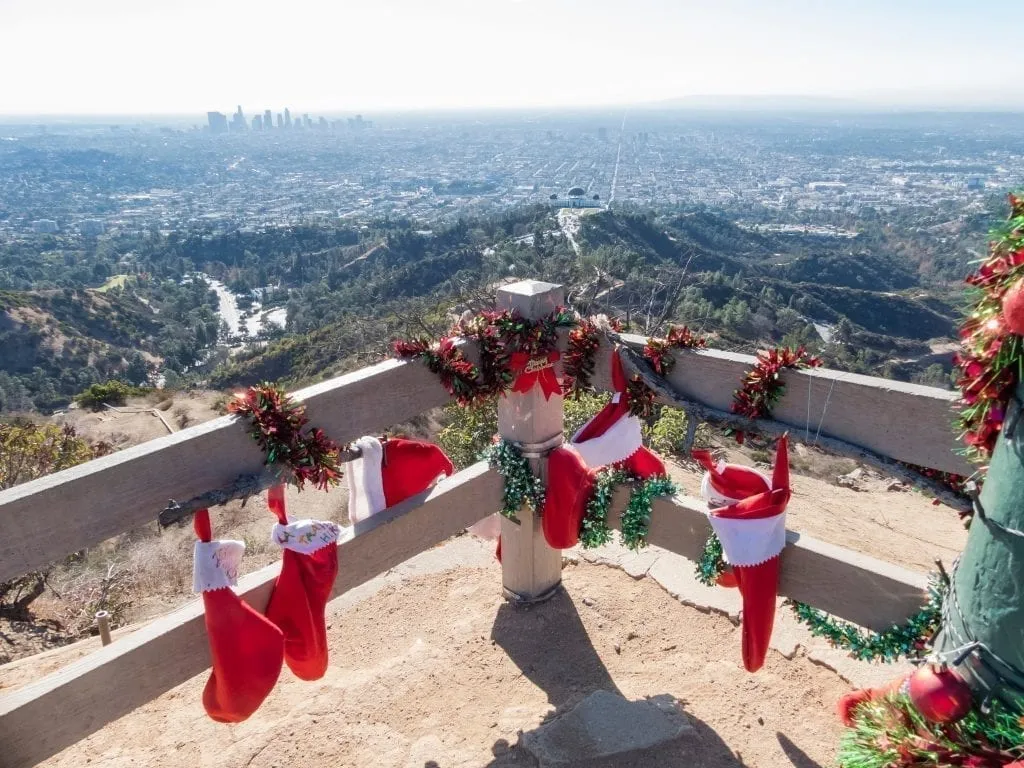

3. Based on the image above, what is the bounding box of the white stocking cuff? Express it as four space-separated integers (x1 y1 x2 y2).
271 519 341 554
193 540 245 593
708 511 786 568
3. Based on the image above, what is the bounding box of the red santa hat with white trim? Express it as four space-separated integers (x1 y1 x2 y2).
345 436 454 524
542 349 667 549
692 434 791 673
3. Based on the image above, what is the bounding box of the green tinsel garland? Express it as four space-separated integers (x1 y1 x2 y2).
839 692 1024 768
486 440 544 522
579 468 629 549
789 573 946 663
487 441 675 550
620 475 678 551
695 532 726 586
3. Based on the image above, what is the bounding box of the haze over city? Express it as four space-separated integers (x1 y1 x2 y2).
2 0 1023 116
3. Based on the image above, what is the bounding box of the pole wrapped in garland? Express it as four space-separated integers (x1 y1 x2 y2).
835 192 1024 767
955 192 1024 464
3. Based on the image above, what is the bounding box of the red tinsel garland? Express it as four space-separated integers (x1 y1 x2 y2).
228 384 342 490
954 192 1024 463
730 346 823 443
643 325 708 376
563 318 601 397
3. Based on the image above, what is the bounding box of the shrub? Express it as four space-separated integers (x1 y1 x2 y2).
74 380 150 410
0 420 104 617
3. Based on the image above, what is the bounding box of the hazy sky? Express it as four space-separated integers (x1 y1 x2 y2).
1 0 1021 115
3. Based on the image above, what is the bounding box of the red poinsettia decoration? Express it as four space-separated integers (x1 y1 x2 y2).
644 325 708 376
730 346 822 443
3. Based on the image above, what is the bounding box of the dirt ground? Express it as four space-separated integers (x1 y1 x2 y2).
35 562 853 768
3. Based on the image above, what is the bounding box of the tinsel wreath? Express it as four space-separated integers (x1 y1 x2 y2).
578 468 629 549
228 383 342 490
393 308 577 406
955 192 1024 466
838 693 1024 768
486 440 544 522
730 345 823 444
562 318 602 398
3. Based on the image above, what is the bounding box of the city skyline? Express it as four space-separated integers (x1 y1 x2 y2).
2 0 1024 115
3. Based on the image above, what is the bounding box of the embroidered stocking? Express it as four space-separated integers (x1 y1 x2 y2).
193 509 284 722
264 485 341 681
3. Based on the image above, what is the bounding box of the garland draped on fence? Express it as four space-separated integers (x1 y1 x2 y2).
486 439 676 552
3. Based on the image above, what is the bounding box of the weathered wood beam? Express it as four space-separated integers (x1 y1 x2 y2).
0 462 503 768
0 357 454 583
591 332 970 478
610 341 972 514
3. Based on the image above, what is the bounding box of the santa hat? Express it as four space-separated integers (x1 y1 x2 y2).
693 435 791 673
193 509 284 722
264 485 340 681
542 348 667 549
345 436 454 524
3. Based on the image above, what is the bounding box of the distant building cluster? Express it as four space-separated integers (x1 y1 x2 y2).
206 106 373 135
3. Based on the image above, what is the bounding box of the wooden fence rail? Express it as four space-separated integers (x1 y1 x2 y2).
0 358 453 584
601 333 969 478
0 462 503 768
607 489 927 632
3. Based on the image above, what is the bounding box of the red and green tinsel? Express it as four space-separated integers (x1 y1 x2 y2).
955 192 1024 464
228 383 342 490
562 318 602 397
730 346 822 443
643 325 708 376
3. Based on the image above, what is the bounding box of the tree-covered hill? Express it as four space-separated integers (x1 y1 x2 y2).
0 202 974 411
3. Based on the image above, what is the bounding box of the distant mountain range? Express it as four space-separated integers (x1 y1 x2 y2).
646 92 1024 113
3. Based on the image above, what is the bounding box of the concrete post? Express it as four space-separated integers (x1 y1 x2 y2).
497 279 565 603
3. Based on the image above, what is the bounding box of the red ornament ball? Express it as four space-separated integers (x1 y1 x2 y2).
908 665 974 723
1002 280 1024 335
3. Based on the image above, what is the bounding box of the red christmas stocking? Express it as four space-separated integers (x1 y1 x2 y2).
346 436 455 523
264 485 341 681
542 446 597 549
193 509 284 722
697 435 792 673
571 348 666 481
